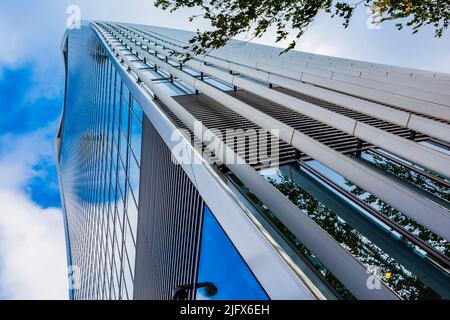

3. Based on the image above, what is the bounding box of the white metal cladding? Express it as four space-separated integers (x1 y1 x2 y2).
147 32 449 101
360 72 450 93
227 58 450 120
135 27 450 121
299 73 450 120
122 26 450 145
93 23 325 300
243 59 450 106
329 72 450 107
94 23 400 300
104 23 450 241
132 25 449 81
213 40 450 82
146 24 450 83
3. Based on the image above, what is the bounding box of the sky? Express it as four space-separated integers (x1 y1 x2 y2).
0 0 449 300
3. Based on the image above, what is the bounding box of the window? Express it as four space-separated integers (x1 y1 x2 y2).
196 207 269 300
259 162 448 300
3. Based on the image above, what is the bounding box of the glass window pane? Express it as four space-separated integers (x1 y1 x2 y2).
121 273 129 300
114 91 121 126
118 156 126 202
132 99 143 124
115 72 121 91
358 150 449 206
123 256 134 297
119 130 128 167
121 98 130 137
126 189 138 242
122 83 130 104
128 157 140 205
261 162 449 299
117 192 125 231
196 207 269 300
419 140 450 156
129 113 142 165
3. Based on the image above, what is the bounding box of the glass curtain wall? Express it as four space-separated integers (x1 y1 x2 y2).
59 26 143 300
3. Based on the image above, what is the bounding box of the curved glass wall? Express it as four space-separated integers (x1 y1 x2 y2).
59 26 142 300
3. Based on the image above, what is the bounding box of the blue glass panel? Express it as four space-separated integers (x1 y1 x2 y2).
129 112 142 165
115 71 121 91
196 207 269 300
117 156 126 203
131 99 143 124
120 97 130 137
114 90 121 126
119 129 128 168
122 82 130 104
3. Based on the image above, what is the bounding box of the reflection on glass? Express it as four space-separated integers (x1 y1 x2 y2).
129 113 142 165
132 99 143 124
121 98 130 136
230 173 354 299
358 150 449 205
419 140 450 156
259 164 449 300
308 160 449 258
196 207 269 300
126 184 139 241
122 83 130 104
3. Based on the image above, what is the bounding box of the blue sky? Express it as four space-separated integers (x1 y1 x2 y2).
0 0 449 300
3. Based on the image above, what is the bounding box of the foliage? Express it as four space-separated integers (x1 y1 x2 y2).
155 0 450 60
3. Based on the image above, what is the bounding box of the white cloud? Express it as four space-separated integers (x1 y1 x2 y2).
0 189 67 300
0 126 55 189
0 124 68 300
0 0 203 103
0 0 203 67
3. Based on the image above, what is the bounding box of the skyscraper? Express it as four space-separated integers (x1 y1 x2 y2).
57 21 450 300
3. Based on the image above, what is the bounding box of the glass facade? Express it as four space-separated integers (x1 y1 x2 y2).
196 207 269 300
356 149 449 209
259 162 450 300
308 158 449 255
59 27 142 300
